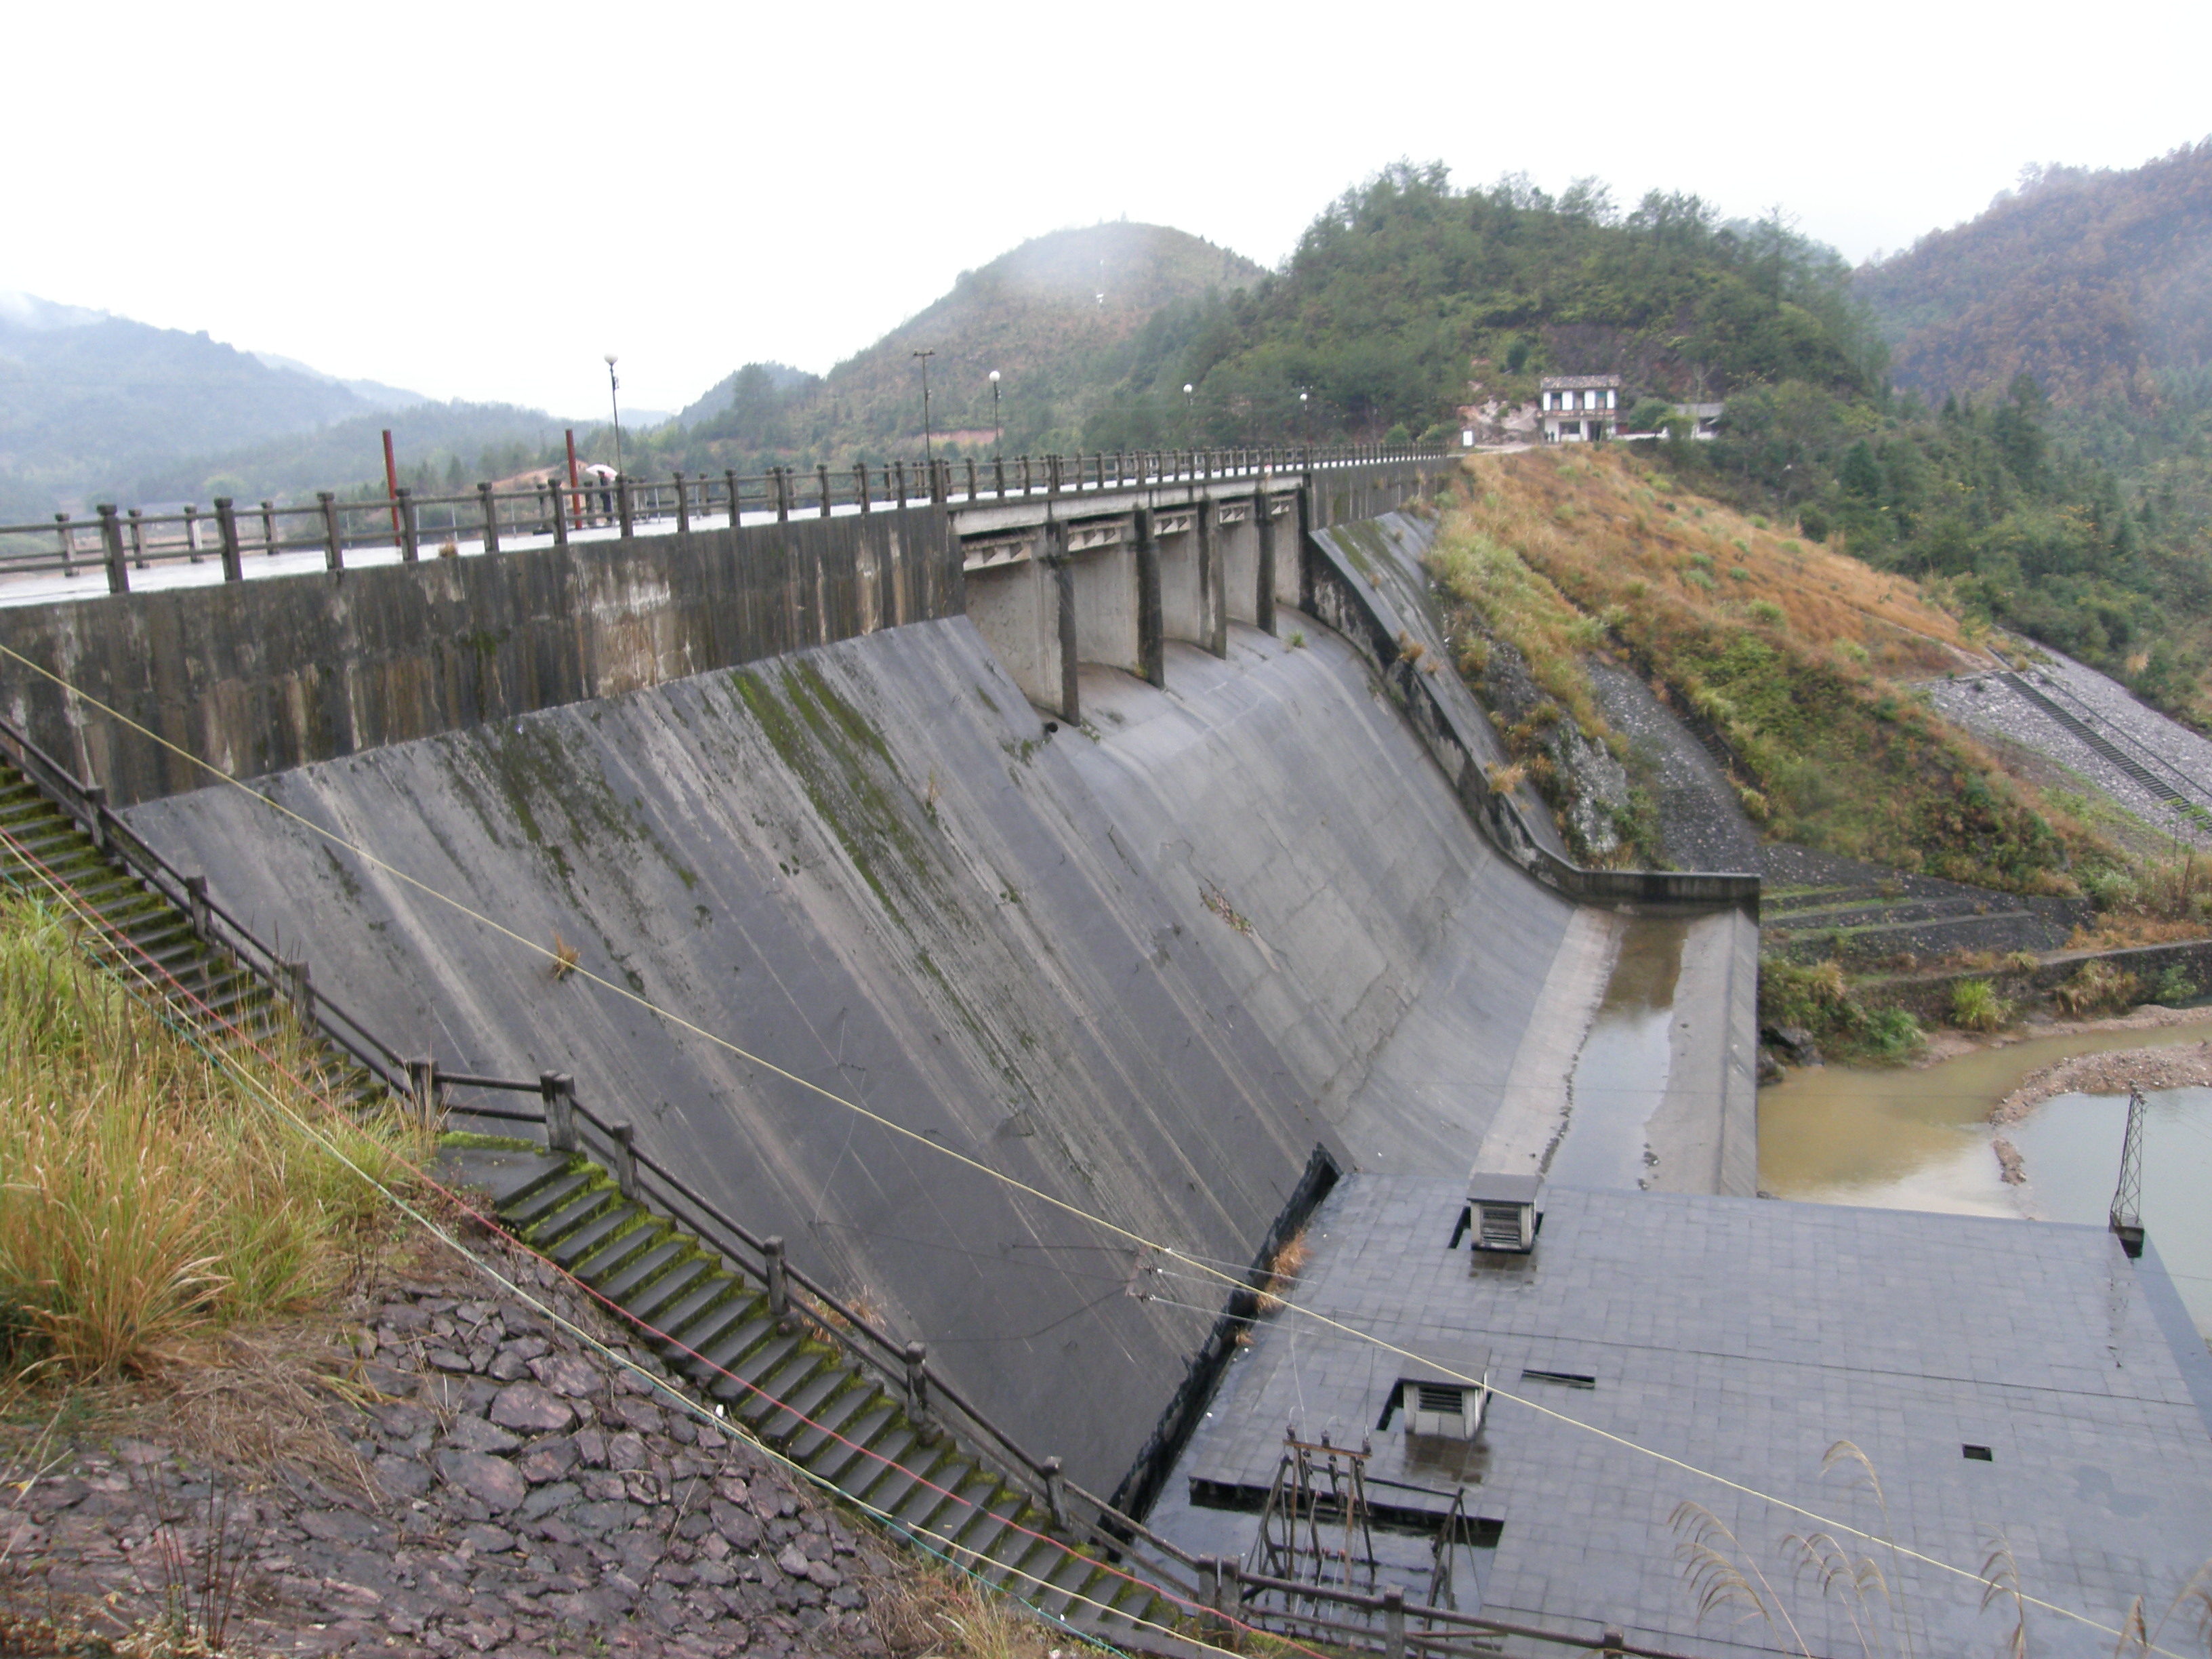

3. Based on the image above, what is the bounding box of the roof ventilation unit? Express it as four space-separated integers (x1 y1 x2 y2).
1395 1349 1492 1441
1464 1173 1540 1254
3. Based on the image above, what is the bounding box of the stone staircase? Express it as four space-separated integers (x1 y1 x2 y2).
0 761 330 1074
1758 844 2089 967
2004 672 2212 833
441 1144 1183 1643
0 748 1189 1650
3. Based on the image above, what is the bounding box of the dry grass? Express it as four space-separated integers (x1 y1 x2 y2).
869 1553 1064 1659
1460 450 1992 679
1255 1229 1310 1315
2053 960 2142 1017
0 894 429 1382
1431 450 2112 892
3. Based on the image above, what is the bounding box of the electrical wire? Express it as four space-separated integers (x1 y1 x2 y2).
0 644 2188 1653
0 827 1333 1659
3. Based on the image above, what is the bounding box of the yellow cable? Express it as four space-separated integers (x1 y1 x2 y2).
0 640 2183 1652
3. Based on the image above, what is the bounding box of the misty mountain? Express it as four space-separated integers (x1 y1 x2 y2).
125 401 579 506
1855 138 2212 405
0 293 375 518
251 352 428 413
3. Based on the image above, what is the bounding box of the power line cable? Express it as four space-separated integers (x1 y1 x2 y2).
0 645 2184 1652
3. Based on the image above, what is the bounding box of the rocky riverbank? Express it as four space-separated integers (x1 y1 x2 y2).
1991 1036 2212 1124
0 1224 926 1659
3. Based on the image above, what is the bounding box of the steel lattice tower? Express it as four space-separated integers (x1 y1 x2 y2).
2109 1086 2147 1258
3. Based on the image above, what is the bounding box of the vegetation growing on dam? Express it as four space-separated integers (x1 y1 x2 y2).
0 893 426 1382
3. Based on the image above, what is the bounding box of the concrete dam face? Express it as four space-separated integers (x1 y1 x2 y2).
33 464 1755 1505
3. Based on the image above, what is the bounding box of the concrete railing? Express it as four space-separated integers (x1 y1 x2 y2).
1 445 1442 594
1303 516 1761 914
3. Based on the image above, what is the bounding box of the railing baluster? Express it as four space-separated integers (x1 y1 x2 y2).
214 497 243 581
128 508 146 569
318 493 342 571
478 483 499 556
260 500 278 557
182 504 201 565
674 471 690 535
819 463 832 518
97 506 128 595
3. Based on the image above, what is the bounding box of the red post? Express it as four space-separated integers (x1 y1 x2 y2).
565 428 582 530
382 429 402 545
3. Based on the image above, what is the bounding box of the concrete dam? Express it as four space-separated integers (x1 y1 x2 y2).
0 455 1757 1508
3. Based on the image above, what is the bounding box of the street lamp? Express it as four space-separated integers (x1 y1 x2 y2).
1299 389 1311 456
604 354 623 478
1183 382 1195 452
989 370 1002 457
914 349 937 467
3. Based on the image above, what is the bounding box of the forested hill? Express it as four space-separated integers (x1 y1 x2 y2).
1082 163 1887 448
0 297 384 519
1854 140 2212 406
657 222 1262 467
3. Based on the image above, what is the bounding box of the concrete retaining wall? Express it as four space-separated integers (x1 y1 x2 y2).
1868 937 2212 1024
0 510 959 806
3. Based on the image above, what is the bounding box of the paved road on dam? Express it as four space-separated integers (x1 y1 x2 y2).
120 605 1755 1493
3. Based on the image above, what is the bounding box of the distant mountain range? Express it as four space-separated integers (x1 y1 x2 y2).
0 293 404 516
1855 138 2212 405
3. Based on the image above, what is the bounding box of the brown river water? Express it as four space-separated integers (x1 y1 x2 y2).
1759 1016 2212 1332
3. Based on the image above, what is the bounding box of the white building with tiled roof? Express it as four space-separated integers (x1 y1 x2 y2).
1538 373 1622 443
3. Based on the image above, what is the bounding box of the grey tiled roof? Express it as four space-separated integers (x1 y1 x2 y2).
1538 375 1624 390
1153 1177 2212 1658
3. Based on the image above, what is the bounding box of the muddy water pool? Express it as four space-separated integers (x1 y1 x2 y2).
1760 1021 2212 1332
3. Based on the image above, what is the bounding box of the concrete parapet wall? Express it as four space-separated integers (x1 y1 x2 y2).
0 510 959 806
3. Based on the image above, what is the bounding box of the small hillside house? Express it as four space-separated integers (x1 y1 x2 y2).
1538 375 1621 443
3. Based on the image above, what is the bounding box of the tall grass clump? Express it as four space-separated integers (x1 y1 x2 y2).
1948 977 2013 1032
0 895 427 1380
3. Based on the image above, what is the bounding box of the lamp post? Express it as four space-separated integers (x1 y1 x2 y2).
989 370 1002 457
914 349 937 466
1299 389 1311 457
604 354 624 478
1183 382 1195 453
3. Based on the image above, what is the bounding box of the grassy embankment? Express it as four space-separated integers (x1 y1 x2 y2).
1426 447 2211 1057
0 895 428 1387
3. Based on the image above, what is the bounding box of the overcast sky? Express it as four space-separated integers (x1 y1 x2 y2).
8 0 2207 419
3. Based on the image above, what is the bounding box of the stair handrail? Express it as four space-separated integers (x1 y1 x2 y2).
0 710 410 1089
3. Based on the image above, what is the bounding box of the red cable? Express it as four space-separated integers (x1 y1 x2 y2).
0 818 1342 1659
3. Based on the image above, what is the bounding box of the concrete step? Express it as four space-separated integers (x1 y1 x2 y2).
546 1203 647 1270
528 1183 626 1246
640 1263 736 1337
573 1221 672 1288
756 1363 860 1449
504 1168 597 1233
785 1387 888 1470
804 1402 902 1487
626 1254 721 1328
